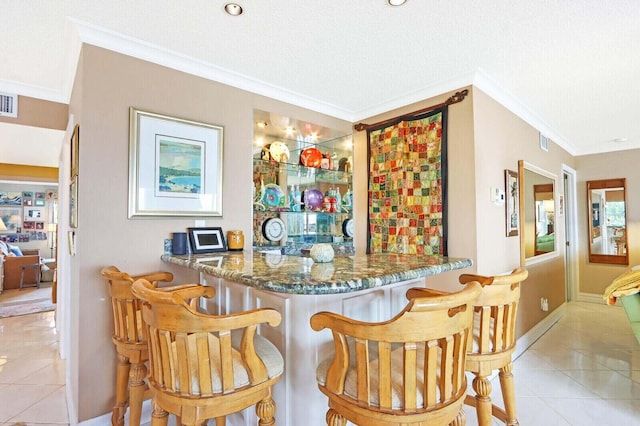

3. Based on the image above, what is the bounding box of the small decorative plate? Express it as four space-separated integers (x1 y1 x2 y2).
342 218 354 238
269 141 290 163
299 147 323 168
262 183 284 208
263 217 286 242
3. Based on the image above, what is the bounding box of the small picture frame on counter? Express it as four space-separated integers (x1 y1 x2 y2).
188 227 227 253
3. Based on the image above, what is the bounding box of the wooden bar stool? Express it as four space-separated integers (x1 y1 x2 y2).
131 278 284 426
101 266 174 426
407 268 527 425
311 282 482 426
458 268 528 426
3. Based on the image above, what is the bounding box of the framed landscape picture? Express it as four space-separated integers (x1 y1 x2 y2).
128 108 224 218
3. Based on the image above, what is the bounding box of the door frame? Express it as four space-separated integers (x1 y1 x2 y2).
562 164 578 301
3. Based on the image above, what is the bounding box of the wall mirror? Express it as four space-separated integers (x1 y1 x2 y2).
518 160 558 263
587 178 628 265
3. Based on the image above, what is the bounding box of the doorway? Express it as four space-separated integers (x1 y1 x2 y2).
562 164 578 301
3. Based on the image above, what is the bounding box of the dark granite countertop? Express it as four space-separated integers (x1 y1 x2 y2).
161 251 472 295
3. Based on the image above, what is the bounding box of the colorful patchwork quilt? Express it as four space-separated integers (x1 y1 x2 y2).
367 108 447 255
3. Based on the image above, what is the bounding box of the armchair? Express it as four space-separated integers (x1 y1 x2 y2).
2 249 42 290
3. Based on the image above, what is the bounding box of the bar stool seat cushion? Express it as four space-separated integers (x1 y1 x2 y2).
316 345 441 410
168 332 283 395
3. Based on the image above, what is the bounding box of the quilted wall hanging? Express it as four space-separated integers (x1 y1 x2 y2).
366 107 448 255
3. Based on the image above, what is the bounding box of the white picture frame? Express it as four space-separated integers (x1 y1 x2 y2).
128 108 224 218
24 206 44 221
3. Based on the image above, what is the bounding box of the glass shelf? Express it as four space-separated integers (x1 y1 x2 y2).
253 209 352 215
253 159 351 185
253 129 353 247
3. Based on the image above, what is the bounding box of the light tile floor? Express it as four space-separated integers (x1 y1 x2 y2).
0 285 67 426
463 301 640 425
0 300 639 425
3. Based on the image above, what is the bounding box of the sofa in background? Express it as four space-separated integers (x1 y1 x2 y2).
2 249 41 290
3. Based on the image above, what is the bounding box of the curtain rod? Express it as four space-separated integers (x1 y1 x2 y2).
353 89 469 132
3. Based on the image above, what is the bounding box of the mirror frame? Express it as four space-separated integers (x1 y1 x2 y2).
518 160 559 266
533 183 555 255
587 178 628 265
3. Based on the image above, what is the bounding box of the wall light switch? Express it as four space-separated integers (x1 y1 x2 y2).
195 220 205 227
491 187 505 205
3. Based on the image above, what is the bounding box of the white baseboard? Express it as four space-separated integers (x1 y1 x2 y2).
577 292 607 305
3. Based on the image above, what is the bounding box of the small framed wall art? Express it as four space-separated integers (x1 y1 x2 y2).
188 227 227 253
71 124 80 178
505 169 519 237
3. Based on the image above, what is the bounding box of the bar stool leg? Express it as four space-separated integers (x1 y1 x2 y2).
150 400 169 426
472 374 493 426
112 354 130 426
499 362 519 425
128 361 147 426
326 408 347 426
256 390 276 426
449 408 467 426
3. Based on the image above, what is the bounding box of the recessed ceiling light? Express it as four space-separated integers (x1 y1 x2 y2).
387 0 407 6
610 138 628 143
224 3 243 16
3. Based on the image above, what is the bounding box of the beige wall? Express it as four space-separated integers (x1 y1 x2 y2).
472 89 575 334
576 149 640 295
0 95 68 130
354 87 574 336
69 45 352 421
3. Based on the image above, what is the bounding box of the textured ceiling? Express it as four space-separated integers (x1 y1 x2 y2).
1 0 639 167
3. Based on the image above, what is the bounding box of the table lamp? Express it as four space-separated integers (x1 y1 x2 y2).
0 217 6 231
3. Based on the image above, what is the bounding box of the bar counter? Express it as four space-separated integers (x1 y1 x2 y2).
160 251 472 294
161 251 472 426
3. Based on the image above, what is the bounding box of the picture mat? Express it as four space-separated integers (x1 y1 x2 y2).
130 109 223 217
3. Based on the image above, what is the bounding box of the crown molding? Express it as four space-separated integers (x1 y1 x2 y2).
350 73 476 123
0 79 67 104
4 18 581 158
68 19 354 121
472 68 578 156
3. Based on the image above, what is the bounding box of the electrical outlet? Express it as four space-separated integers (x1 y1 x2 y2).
541 297 549 312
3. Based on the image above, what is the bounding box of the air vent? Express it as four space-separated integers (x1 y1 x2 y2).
0 92 18 118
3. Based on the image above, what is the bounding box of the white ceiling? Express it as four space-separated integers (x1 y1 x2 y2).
1 0 639 167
